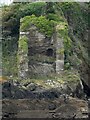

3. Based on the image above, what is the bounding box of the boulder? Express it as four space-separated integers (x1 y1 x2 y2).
2 81 11 89
48 103 56 110
27 83 36 91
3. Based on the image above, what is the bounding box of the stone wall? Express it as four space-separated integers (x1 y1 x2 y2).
18 24 64 79
28 25 56 78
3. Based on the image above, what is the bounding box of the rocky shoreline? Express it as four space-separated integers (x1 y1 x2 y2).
2 80 89 119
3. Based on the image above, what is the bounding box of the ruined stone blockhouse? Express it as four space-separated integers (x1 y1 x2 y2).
18 21 64 79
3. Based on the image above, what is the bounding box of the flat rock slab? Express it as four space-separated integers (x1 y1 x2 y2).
15 110 52 118
2 97 89 119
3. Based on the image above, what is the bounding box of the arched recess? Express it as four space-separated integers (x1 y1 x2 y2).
46 48 53 56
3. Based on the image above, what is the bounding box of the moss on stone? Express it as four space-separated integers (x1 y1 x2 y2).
20 15 54 37
29 54 55 63
56 48 65 55
19 35 28 53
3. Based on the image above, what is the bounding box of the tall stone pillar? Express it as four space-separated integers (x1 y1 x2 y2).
56 28 64 74
17 32 29 79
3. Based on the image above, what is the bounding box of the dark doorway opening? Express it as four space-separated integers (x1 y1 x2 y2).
46 48 53 56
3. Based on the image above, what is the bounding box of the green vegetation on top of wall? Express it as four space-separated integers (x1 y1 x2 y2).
20 15 54 37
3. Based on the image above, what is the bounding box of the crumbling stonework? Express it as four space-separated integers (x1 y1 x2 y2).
18 23 64 79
